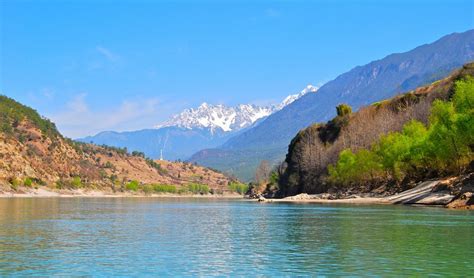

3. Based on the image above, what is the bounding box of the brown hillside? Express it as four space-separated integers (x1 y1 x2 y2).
0 100 237 194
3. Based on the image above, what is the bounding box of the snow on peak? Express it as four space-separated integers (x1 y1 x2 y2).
155 84 319 133
277 84 319 110
155 103 274 133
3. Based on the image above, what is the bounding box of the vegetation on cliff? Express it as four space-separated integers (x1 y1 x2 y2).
329 76 473 185
279 63 474 196
0 95 60 139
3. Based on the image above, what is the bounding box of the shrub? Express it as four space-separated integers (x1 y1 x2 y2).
187 183 210 194
336 104 352 117
56 179 65 189
131 151 145 158
71 176 82 188
142 184 153 195
125 180 139 191
152 184 177 193
23 177 33 187
229 182 249 195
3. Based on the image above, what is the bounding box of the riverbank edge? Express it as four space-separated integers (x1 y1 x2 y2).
259 177 474 209
0 187 244 199
1 178 472 209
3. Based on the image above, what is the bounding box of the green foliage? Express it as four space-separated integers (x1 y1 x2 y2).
0 95 60 139
328 149 382 185
55 179 65 189
55 178 83 189
187 183 210 194
336 104 352 117
100 144 128 156
125 180 139 191
131 151 145 158
142 184 154 195
152 184 177 193
71 176 83 188
23 177 33 187
329 77 474 185
229 182 249 194
318 105 352 144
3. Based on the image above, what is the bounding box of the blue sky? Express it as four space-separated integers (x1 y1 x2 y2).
1 0 473 138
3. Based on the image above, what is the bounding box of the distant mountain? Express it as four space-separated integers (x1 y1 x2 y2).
79 85 317 161
190 30 474 181
276 85 319 110
156 103 274 133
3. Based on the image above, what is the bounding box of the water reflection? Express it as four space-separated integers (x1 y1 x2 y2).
0 198 473 276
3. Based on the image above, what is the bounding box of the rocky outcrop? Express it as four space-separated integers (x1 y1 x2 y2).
447 192 474 209
386 180 455 205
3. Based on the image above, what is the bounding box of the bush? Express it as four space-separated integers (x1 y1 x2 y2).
229 182 249 194
152 184 177 193
187 183 210 194
336 104 352 117
142 184 153 195
23 177 33 187
125 180 139 191
71 176 82 188
131 151 145 158
56 179 65 189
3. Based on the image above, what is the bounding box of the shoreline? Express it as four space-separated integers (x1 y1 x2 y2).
260 178 473 209
1 178 471 209
0 187 244 199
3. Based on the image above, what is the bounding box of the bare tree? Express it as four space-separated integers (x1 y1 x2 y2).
255 160 271 185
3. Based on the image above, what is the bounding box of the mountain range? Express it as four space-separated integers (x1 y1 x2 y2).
79 85 318 161
190 30 474 181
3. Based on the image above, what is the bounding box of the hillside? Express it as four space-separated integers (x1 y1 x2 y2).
0 96 240 195
278 63 474 196
190 30 474 181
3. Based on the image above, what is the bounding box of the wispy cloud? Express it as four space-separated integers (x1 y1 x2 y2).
96 46 119 62
49 93 185 138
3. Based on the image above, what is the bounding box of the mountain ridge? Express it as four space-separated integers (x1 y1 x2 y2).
190 30 474 180
79 85 319 160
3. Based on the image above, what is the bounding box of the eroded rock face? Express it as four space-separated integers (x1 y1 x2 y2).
445 172 474 209
447 192 474 209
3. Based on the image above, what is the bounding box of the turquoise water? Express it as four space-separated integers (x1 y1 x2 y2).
0 198 473 276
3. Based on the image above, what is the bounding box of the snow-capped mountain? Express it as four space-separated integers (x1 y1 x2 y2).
156 84 319 133
80 84 319 161
155 103 274 133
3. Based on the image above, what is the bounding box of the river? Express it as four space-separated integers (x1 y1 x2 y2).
0 198 473 276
